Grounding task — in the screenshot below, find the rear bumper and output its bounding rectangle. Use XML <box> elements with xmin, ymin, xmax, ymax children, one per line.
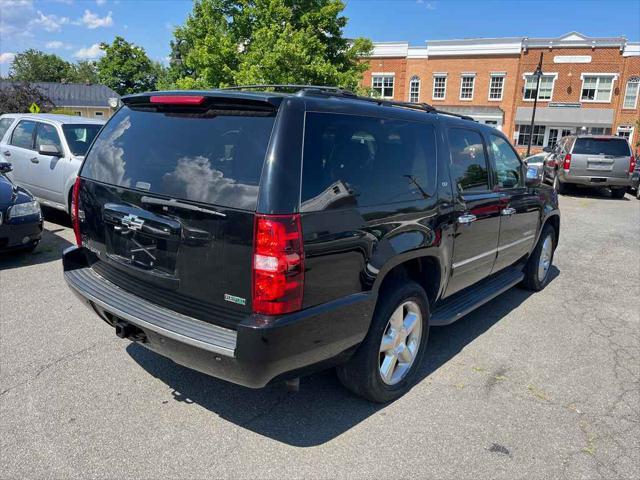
<box><xmin>63</xmin><ymin>246</ymin><xmax>375</xmax><ymax>388</ymax></box>
<box><xmin>559</xmin><ymin>171</ymin><xmax>631</xmax><ymax>187</ymax></box>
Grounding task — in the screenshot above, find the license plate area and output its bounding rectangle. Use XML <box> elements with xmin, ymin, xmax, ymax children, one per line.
<box><xmin>587</xmin><ymin>156</ymin><xmax>613</xmax><ymax>171</ymax></box>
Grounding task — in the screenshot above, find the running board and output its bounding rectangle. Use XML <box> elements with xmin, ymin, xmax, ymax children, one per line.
<box><xmin>431</xmin><ymin>267</ymin><xmax>524</xmax><ymax>326</ymax></box>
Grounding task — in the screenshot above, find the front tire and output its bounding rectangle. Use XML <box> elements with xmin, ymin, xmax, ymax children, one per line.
<box><xmin>337</xmin><ymin>281</ymin><xmax>429</xmax><ymax>403</ymax></box>
<box><xmin>522</xmin><ymin>224</ymin><xmax>556</xmax><ymax>291</ymax></box>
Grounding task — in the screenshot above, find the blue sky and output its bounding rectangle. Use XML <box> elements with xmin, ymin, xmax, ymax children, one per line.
<box><xmin>1</xmin><ymin>0</ymin><xmax>639</xmax><ymax>76</ymax></box>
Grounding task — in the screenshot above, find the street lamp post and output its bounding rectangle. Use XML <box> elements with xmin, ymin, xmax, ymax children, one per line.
<box><xmin>526</xmin><ymin>52</ymin><xmax>544</xmax><ymax>158</ymax></box>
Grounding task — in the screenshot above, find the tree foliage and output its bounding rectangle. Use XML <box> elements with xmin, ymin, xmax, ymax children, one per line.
<box><xmin>68</xmin><ymin>61</ymin><xmax>99</xmax><ymax>84</ymax></box>
<box><xmin>97</xmin><ymin>36</ymin><xmax>159</xmax><ymax>95</ymax></box>
<box><xmin>0</xmin><ymin>82</ymin><xmax>55</xmax><ymax>115</ymax></box>
<box><xmin>8</xmin><ymin>49</ymin><xmax>74</xmax><ymax>83</ymax></box>
<box><xmin>168</xmin><ymin>0</ymin><xmax>372</xmax><ymax>90</ymax></box>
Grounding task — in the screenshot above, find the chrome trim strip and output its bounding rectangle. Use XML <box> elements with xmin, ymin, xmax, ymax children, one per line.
<box><xmin>452</xmin><ymin>235</ymin><xmax>535</xmax><ymax>269</ymax></box>
<box><xmin>497</xmin><ymin>235</ymin><xmax>535</xmax><ymax>252</ymax></box>
<box><xmin>452</xmin><ymin>248</ymin><xmax>497</xmax><ymax>269</ymax></box>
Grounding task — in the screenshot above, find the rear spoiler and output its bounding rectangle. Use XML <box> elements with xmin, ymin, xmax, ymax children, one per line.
<box><xmin>121</xmin><ymin>91</ymin><xmax>282</xmax><ymax>113</ymax></box>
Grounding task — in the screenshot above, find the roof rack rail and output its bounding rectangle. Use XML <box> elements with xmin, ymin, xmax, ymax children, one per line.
<box><xmin>220</xmin><ymin>84</ymin><xmax>475</xmax><ymax>121</ymax></box>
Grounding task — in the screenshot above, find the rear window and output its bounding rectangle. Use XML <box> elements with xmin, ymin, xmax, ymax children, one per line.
<box><xmin>572</xmin><ymin>137</ymin><xmax>631</xmax><ymax>157</ymax></box>
<box><xmin>62</xmin><ymin>124</ymin><xmax>102</xmax><ymax>156</ymax></box>
<box><xmin>301</xmin><ymin>112</ymin><xmax>436</xmax><ymax>211</ymax></box>
<box><xmin>81</xmin><ymin>106</ymin><xmax>275</xmax><ymax>210</ymax></box>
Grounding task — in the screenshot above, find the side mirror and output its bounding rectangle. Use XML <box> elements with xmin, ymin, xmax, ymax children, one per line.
<box><xmin>0</xmin><ymin>161</ymin><xmax>12</xmax><ymax>174</ymax></box>
<box><xmin>542</xmin><ymin>146</ymin><xmax>553</xmax><ymax>153</ymax></box>
<box><xmin>38</xmin><ymin>144</ymin><xmax>62</xmax><ymax>157</ymax></box>
<box><xmin>525</xmin><ymin>163</ymin><xmax>543</xmax><ymax>187</ymax></box>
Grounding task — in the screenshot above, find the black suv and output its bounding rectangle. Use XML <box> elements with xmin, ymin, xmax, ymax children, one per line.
<box><xmin>63</xmin><ymin>87</ymin><xmax>560</xmax><ymax>402</ymax></box>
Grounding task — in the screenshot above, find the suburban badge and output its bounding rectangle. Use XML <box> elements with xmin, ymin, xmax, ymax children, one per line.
<box><xmin>224</xmin><ymin>294</ymin><xmax>246</xmax><ymax>306</ymax></box>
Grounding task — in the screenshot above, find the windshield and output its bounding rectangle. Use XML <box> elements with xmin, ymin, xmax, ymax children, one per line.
<box><xmin>62</xmin><ymin>124</ymin><xmax>102</xmax><ymax>156</ymax></box>
<box><xmin>526</xmin><ymin>154</ymin><xmax>546</xmax><ymax>164</ymax></box>
<box><xmin>573</xmin><ymin>137</ymin><xmax>631</xmax><ymax>157</ymax></box>
<box><xmin>80</xmin><ymin>106</ymin><xmax>276</xmax><ymax>210</ymax></box>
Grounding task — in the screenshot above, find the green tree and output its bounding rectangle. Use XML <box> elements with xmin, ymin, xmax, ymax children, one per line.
<box><xmin>0</xmin><ymin>82</ymin><xmax>55</xmax><ymax>115</ymax></box>
<box><xmin>9</xmin><ymin>49</ymin><xmax>73</xmax><ymax>82</ymax></box>
<box><xmin>97</xmin><ymin>37</ymin><xmax>158</xmax><ymax>95</ymax></box>
<box><xmin>68</xmin><ymin>61</ymin><xmax>99</xmax><ymax>84</ymax></box>
<box><xmin>168</xmin><ymin>0</ymin><xmax>372</xmax><ymax>90</ymax></box>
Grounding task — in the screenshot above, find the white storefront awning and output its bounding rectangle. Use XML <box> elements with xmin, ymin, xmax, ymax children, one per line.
<box><xmin>515</xmin><ymin>106</ymin><xmax>614</xmax><ymax>127</ymax></box>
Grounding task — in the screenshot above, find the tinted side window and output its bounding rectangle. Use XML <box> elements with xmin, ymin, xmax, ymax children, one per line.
<box><xmin>10</xmin><ymin>120</ymin><xmax>36</xmax><ymax>150</ymax></box>
<box><xmin>490</xmin><ymin>134</ymin><xmax>523</xmax><ymax>188</ymax></box>
<box><xmin>35</xmin><ymin>123</ymin><xmax>63</xmax><ymax>152</ymax></box>
<box><xmin>448</xmin><ymin>128</ymin><xmax>489</xmax><ymax>192</ymax></box>
<box><xmin>0</xmin><ymin>118</ymin><xmax>15</xmax><ymax>140</ymax></box>
<box><xmin>301</xmin><ymin>113</ymin><xmax>437</xmax><ymax>211</ymax></box>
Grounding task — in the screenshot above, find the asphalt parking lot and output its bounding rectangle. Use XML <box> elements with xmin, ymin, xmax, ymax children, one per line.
<box><xmin>1</xmin><ymin>190</ymin><xmax>638</xmax><ymax>479</ymax></box>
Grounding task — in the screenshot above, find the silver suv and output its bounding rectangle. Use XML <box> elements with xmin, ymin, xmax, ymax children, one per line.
<box><xmin>0</xmin><ymin>114</ymin><xmax>104</xmax><ymax>214</ymax></box>
<box><xmin>544</xmin><ymin>135</ymin><xmax>634</xmax><ymax>198</ymax></box>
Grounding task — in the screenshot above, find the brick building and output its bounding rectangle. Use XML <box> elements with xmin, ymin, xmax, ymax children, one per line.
<box><xmin>361</xmin><ymin>32</ymin><xmax>640</xmax><ymax>155</ymax></box>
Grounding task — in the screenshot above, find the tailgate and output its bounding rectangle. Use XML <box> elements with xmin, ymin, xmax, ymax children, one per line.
<box><xmin>571</xmin><ymin>137</ymin><xmax>632</xmax><ymax>178</ymax></box>
<box><xmin>77</xmin><ymin>98</ymin><xmax>278</xmax><ymax>327</ymax></box>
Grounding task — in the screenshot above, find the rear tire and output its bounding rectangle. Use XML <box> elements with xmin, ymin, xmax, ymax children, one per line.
<box><xmin>610</xmin><ymin>187</ymin><xmax>626</xmax><ymax>199</ymax></box>
<box><xmin>522</xmin><ymin>224</ymin><xmax>556</xmax><ymax>291</ymax></box>
<box><xmin>553</xmin><ymin>173</ymin><xmax>567</xmax><ymax>194</ymax></box>
<box><xmin>336</xmin><ymin>280</ymin><xmax>429</xmax><ymax>403</ymax></box>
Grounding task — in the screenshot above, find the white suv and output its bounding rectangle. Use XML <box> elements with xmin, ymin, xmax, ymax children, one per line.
<box><xmin>0</xmin><ymin>113</ymin><xmax>104</xmax><ymax>214</ymax></box>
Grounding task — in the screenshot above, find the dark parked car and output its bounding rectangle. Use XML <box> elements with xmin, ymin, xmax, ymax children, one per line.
<box><xmin>0</xmin><ymin>161</ymin><xmax>43</xmax><ymax>253</ymax></box>
<box><xmin>63</xmin><ymin>87</ymin><xmax>560</xmax><ymax>402</ymax></box>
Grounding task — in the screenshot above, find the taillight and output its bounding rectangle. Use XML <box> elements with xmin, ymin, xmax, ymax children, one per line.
<box><xmin>252</xmin><ymin>214</ymin><xmax>304</xmax><ymax>315</ymax></box>
<box><xmin>630</xmin><ymin>155</ymin><xmax>636</xmax><ymax>174</ymax></box>
<box><xmin>71</xmin><ymin>176</ymin><xmax>82</xmax><ymax>246</ymax></box>
<box><xmin>563</xmin><ymin>153</ymin><xmax>572</xmax><ymax>171</ymax></box>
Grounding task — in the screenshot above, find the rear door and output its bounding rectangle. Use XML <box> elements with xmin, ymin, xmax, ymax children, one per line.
<box><xmin>32</xmin><ymin>121</ymin><xmax>67</xmax><ymax>205</ymax></box>
<box><xmin>79</xmin><ymin>97</ymin><xmax>278</xmax><ymax>327</ymax></box>
<box><xmin>487</xmin><ymin>133</ymin><xmax>539</xmax><ymax>273</ymax></box>
<box><xmin>570</xmin><ymin>137</ymin><xmax>632</xmax><ymax>178</ymax></box>
<box><xmin>445</xmin><ymin>127</ymin><xmax>501</xmax><ymax>296</ymax></box>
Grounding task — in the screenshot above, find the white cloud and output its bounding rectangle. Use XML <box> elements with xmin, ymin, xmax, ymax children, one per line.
<box><xmin>32</xmin><ymin>10</ymin><xmax>70</xmax><ymax>32</ymax></box>
<box><xmin>0</xmin><ymin>0</ymin><xmax>34</xmax><ymax>36</ymax></box>
<box><xmin>426</xmin><ymin>2</ymin><xmax>436</xmax><ymax>9</ymax></box>
<box><xmin>96</xmin><ymin>0</ymin><xmax>107</xmax><ymax>5</ymax></box>
<box><xmin>0</xmin><ymin>52</ymin><xmax>16</xmax><ymax>64</ymax></box>
<box><xmin>74</xmin><ymin>44</ymin><xmax>104</xmax><ymax>59</ymax></box>
<box><xmin>81</xmin><ymin>9</ymin><xmax>113</xmax><ymax>29</ymax></box>
<box><xmin>45</xmin><ymin>40</ymin><xmax>72</xmax><ymax>50</ymax></box>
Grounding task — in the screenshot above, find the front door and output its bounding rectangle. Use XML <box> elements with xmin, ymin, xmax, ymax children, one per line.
<box><xmin>445</xmin><ymin>127</ymin><xmax>502</xmax><ymax>296</ymax></box>
<box><xmin>487</xmin><ymin>134</ymin><xmax>540</xmax><ymax>273</ymax></box>
<box><xmin>3</xmin><ymin>119</ymin><xmax>37</xmax><ymax>191</ymax></box>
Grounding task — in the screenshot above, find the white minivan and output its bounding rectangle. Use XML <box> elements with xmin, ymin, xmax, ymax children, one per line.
<box><xmin>0</xmin><ymin>113</ymin><xmax>104</xmax><ymax>214</ymax></box>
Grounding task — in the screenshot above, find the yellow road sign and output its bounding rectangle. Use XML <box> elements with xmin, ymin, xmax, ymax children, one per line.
<box><xmin>29</xmin><ymin>103</ymin><xmax>40</xmax><ymax>114</ymax></box>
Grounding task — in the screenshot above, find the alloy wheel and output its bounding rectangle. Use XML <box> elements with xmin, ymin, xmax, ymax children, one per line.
<box><xmin>379</xmin><ymin>300</ymin><xmax>422</xmax><ymax>385</ymax></box>
<box><xmin>537</xmin><ymin>234</ymin><xmax>553</xmax><ymax>283</ymax></box>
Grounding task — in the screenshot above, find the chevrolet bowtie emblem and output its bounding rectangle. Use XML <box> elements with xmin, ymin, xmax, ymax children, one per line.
<box><xmin>121</xmin><ymin>214</ymin><xmax>144</xmax><ymax>231</ymax></box>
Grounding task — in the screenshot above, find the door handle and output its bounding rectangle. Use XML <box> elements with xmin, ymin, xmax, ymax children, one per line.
<box><xmin>30</xmin><ymin>157</ymin><xmax>39</xmax><ymax>164</ymax></box>
<box><xmin>501</xmin><ymin>207</ymin><xmax>516</xmax><ymax>216</ymax></box>
<box><xmin>2</xmin><ymin>151</ymin><xmax>10</xmax><ymax>157</ymax></box>
<box><xmin>458</xmin><ymin>214</ymin><xmax>477</xmax><ymax>224</ymax></box>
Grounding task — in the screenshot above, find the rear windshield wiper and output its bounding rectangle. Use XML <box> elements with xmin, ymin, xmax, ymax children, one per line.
<box><xmin>141</xmin><ymin>196</ymin><xmax>227</xmax><ymax>217</ymax></box>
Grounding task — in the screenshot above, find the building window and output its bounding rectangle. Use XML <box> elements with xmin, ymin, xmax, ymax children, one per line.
<box><xmin>523</xmin><ymin>74</ymin><xmax>556</xmax><ymax>101</ymax></box>
<box><xmin>516</xmin><ymin>124</ymin><xmax>545</xmax><ymax>147</ymax></box>
<box><xmin>94</xmin><ymin>111</ymin><xmax>104</xmax><ymax>117</ymax></box>
<box><xmin>432</xmin><ymin>75</ymin><xmax>447</xmax><ymax>100</ymax></box>
<box><xmin>488</xmin><ymin>74</ymin><xmax>505</xmax><ymax>101</ymax></box>
<box><xmin>617</xmin><ymin>125</ymin><xmax>634</xmax><ymax>140</ymax></box>
<box><xmin>580</xmin><ymin>75</ymin><xmax>615</xmax><ymax>102</ymax></box>
<box><xmin>74</xmin><ymin>112</ymin><xmax>82</xmax><ymax>116</ymax></box>
<box><xmin>372</xmin><ymin>74</ymin><xmax>394</xmax><ymax>99</ymax></box>
<box><xmin>409</xmin><ymin>76</ymin><xmax>420</xmax><ymax>103</ymax></box>
<box><xmin>460</xmin><ymin>75</ymin><xmax>475</xmax><ymax>100</ymax></box>
<box><xmin>623</xmin><ymin>77</ymin><xmax>639</xmax><ymax>109</ymax></box>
